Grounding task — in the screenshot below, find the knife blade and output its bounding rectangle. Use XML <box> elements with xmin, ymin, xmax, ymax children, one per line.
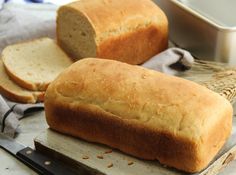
<box><xmin>0</xmin><ymin>133</ymin><xmax>82</xmax><ymax>175</ymax></box>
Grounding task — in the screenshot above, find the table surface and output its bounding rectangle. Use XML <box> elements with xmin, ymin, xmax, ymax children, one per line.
<box><xmin>0</xmin><ymin>111</ymin><xmax>236</xmax><ymax>175</ymax></box>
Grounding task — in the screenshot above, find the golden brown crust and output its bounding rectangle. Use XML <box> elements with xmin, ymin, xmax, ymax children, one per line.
<box><xmin>97</xmin><ymin>25</ymin><xmax>168</xmax><ymax>65</ymax></box>
<box><xmin>45</xmin><ymin>58</ymin><xmax>232</xmax><ymax>173</ymax></box>
<box><xmin>46</xmin><ymin>101</ymin><xmax>199</xmax><ymax>172</ymax></box>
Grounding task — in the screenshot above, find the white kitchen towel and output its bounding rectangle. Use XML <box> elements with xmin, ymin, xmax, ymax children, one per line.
<box><xmin>142</xmin><ymin>47</ymin><xmax>194</xmax><ymax>75</ymax></box>
<box><xmin>0</xmin><ymin>95</ymin><xmax>44</xmax><ymax>137</ymax></box>
<box><xmin>0</xmin><ymin>0</ymin><xmax>3</xmax><ymax>9</ymax></box>
<box><xmin>0</xmin><ymin>95</ymin><xmax>19</xmax><ymax>137</ymax></box>
<box><xmin>0</xmin><ymin>2</ymin><xmax>57</xmax><ymax>53</ymax></box>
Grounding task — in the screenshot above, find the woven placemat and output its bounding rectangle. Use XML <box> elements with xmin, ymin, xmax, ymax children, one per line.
<box><xmin>180</xmin><ymin>60</ymin><xmax>236</xmax><ymax>103</ymax></box>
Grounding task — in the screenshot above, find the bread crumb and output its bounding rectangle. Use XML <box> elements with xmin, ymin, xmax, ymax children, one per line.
<box><xmin>128</xmin><ymin>161</ymin><xmax>134</xmax><ymax>166</ymax></box>
<box><xmin>97</xmin><ymin>155</ymin><xmax>104</xmax><ymax>159</ymax></box>
<box><xmin>82</xmin><ymin>155</ymin><xmax>89</xmax><ymax>160</ymax></box>
<box><xmin>107</xmin><ymin>163</ymin><xmax>113</xmax><ymax>168</ymax></box>
<box><xmin>104</xmin><ymin>149</ymin><xmax>113</xmax><ymax>154</ymax></box>
<box><xmin>162</xmin><ymin>164</ymin><xmax>168</xmax><ymax>168</ymax></box>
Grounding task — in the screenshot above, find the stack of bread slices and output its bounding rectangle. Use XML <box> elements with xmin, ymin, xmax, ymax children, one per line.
<box><xmin>0</xmin><ymin>37</ymin><xmax>73</xmax><ymax>103</ymax></box>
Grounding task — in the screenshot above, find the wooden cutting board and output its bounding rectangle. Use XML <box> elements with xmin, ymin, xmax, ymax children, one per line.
<box><xmin>34</xmin><ymin>60</ymin><xmax>236</xmax><ymax>175</ymax></box>
<box><xmin>34</xmin><ymin>129</ymin><xmax>236</xmax><ymax>175</ymax></box>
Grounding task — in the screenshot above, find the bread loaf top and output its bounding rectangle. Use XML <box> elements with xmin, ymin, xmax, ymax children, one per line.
<box><xmin>48</xmin><ymin>58</ymin><xmax>232</xmax><ymax>140</ymax></box>
<box><xmin>58</xmin><ymin>0</ymin><xmax>167</xmax><ymax>44</ymax></box>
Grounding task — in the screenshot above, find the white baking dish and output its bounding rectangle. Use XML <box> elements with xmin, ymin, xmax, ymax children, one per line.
<box><xmin>153</xmin><ymin>0</ymin><xmax>236</xmax><ymax>65</ymax></box>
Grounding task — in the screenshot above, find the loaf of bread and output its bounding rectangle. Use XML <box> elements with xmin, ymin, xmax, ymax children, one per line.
<box><xmin>2</xmin><ymin>38</ymin><xmax>73</xmax><ymax>91</ymax></box>
<box><xmin>0</xmin><ymin>59</ymin><xmax>44</xmax><ymax>103</ymax></box>
<box><xmin>45</xmin><ymin>58</ymin><xmax>232</xmax><ymax>173</ymax></box>
<box><xmin>57</xmin><ymin>0</ymin><xmax>168</xmax><ymax>64</ymax></box>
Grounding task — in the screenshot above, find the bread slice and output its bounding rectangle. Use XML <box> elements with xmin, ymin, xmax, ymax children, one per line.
<box><xmin>2</xmin><ymin>38</ymin><xmax>73</xmax><ymax>91</ymax></box>
<box><xmin>0</xmin><ymin>59</ymin><xmax>44</xmax><ymax>103</ymax></box>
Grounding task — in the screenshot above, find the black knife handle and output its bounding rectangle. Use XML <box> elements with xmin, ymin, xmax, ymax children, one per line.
<box><xmin>16</xmin><ymin>147</ymin><xmax>77</xmax><ymax>175</ymax></box>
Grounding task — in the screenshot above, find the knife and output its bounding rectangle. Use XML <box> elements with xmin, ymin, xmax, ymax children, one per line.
<box><xmin>0</xmin><ymin>133</ymin><xmax>82</xmax><ymax>175</ymax></box>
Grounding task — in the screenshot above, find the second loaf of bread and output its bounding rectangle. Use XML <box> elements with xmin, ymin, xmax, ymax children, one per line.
<box><xmin>45</xmin><ymin>58</ymin><xmax>232</xmax><ymax>173</ymax></box>
<box><xmin>57</xmin><ymin>0</ymin><xmax>168</xmax><ymax>64</ymax></box>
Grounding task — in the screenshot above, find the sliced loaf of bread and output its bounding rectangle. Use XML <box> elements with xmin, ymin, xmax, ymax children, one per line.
<box><xmin>57</xmin><ymin>0</ymin><xmax>168</xmax><ymax>64</ymax></box>
<box><xmin>2</xmin><ymin>38</ymin><xmax>73</xmax><ymax>91</ymax></box>
<box><xmin>0</xmin><ymin>59</ymin><xmax>44</xmax><ymax>103</ymax></box>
